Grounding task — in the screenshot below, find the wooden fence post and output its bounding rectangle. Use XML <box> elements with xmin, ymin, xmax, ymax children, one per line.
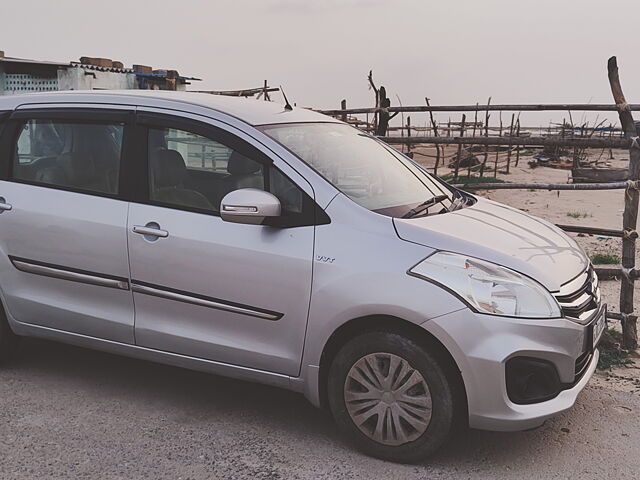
<box><xmin>406</xmin><ymin>116</ymin><xmax>412</xmax><ymax>156</ymax></box>
<box><xmin>609</xmin><ymin>124</ymin><xmax>615</xmax><ymax>160</ymax></box>
<box><xmin>481</xmin><ymin>98</ymin><xmax>491</xmax><ymax>177</ymax></box>
<box><xmin>469</xmin><ymin>104</ymin><xmax>479</xmax><ymax>178</ymax></box>
<box><xmin>506</xmin><ymin>113</ymin><xmax>515</xmax><ymax>174</ymax></box>
<box><xmin>494</xmin><ymin>112</ymin><xmax>502</xmax><ymax>177</ymax></box>
<box><xmin>515</xmin><ymin>117</ymin><xmax>521</xmax><ymax>166</ymax></box>
<box><xmin>341</xmin><ymin>99</ymin><xmax>347</xmax><ymax>122</ymax></box>
<box><xmin>608</xmin><ymin>56</ymin><xmax>639</xmax><ymax>349</ymax></box>
<box><xmin>453</xmin><ymin>114</ymin><xmax>466</xmax><ymax>182</ymax></box>
<box><xmin>425</xmin><ymin>97</ymin><xmax>441</xmax><ymax>176</ymax></box>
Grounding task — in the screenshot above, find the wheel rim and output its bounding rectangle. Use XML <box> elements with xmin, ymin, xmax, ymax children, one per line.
<box><xmin>344</xmin><ymin>352</ymin><xmax>432</xmax><ymax>446</ymax></box>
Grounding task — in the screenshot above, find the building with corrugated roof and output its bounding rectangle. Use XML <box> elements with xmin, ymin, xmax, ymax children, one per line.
<box><xmin>0</xmin><ymin>50</ymin><xmax>200</xmax><ymax>95</ymax></box>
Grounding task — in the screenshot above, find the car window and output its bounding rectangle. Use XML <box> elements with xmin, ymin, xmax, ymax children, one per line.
<box><xmin>147</xmin><ymin>126</ymin><xmax>303</xmax><ymax>215</ymax></box>
<box><xmin>270</xmin><ymin>167</ymin><xmax>303</xmax><ymax>214</ymax></box>
<box><xmin>161</xmin><ymin>127</ymin><xmax>234</xmax><ymax>173</ymax></box>
<box><xmin>12</xmin><ymin>120</ymin><xmax>124</xmax><ymax>195</ymax></box>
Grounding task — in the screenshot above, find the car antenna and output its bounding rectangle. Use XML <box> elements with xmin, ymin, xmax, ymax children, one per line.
<box><xmin>280</xmin><ymin>85</ymin><xmax>293</xmax><ymax>111</ymax></box>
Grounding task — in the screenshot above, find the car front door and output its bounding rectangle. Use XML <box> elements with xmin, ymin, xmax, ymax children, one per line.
<box><xmin>0</xmin><ymin>107</ymin><xmax>135</xmax><ymax>344</ymax></box>
<box><xmin>127</xmin><ymin>111</ymin><xmax>317</xmax><ymax>376</ymax></box>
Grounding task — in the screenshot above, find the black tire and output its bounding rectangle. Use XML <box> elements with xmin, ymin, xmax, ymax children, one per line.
<box><xmin>327</xmin><ymin>330</ymin><xmax>462</xmax><ymax>463</ymax></box>
<box><xmin>0</xmin><ymin>304</ymin><xmax>19</xmax><ymax>363</ymax></box>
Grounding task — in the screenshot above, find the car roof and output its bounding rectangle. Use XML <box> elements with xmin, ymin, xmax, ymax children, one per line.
<box><xmin>0</xmin><ymin>90</ymin><xmax>337</xmax><ymax>127</ymax></box>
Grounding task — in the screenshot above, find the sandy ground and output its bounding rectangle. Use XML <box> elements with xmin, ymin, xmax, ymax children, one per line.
<box><xmin>1</xmin><ymin>147</ymin><xmax>640</xmax><ymax>478</ymax></box>
<box><xmin>0</xmin><ymin>339</ymin><xmax>639</xmax><ymax>480</ymax></box>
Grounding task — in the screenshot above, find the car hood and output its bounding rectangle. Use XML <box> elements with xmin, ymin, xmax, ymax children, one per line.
<box><xmin>393</xmin><ymin>197</ymin><xmax>588</xmax><ymax>292</ymax></box>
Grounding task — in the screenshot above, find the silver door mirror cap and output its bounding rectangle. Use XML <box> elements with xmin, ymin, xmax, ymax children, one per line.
<box><xmin>220</xmin><ymin>188</ymin><xmax>282</xmax><ymax>225</ymax></box>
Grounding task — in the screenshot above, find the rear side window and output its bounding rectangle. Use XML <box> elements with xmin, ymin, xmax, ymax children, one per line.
<box><xmin>12</xmin><ymin>119</ymin><xmax>124</xmax><ymax>195</ymax></box>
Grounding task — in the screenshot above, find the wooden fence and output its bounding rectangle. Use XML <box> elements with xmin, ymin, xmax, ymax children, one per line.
<box><xmin>319</xmin><ymin>57</ymin><xmax>640</xmax><ymax>350</ymax></box>
<box><xmin>321</xmin><ymin>107</ymin><xmax>624</xmax><ymax>180</ymax></box>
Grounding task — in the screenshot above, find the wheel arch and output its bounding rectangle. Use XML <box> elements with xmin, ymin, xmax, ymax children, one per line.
<box><xmin>0</xmin><ymin>283</ymin><xmax>20</xmax><ymax>361</ymax></box>
<box><xmin>317</xmin><ymin>314</ymin><xmax>468</xmax><ymax>420</ymax></box>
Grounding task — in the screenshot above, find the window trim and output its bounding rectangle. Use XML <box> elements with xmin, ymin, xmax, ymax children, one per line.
<box><xmin>0</xmin><ymin>111</ymin><xmax>9</xmax><ymax>127</ymax></box>
<box><xmin>135</xmin><ymin>112</ymin><xmax>328</xmax><ymax>228</ymax></box>
<box><xmin>1</xmin><ymin>108</ymin><xmax>135</xmax><ymax>201</ymax></box>
<box><xmin>10</xmin><ymin>108</ymin><xmax>131</xmax><ymax>123</ymax></box>
<box><xmin>0</xmin><ymin>111</ymin><xmax>13</xmax><ymax>180</ymax></box>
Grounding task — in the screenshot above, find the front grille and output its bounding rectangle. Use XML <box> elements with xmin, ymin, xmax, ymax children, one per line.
<box><xmin>554</xmin><ymin>266</ymin><xmax>602</xmax><ymax>384</ymax></box>
<box><xmin>554</xmin><ymin>266</ymin><xmax>601</xmax><ymax>324</ymax></box>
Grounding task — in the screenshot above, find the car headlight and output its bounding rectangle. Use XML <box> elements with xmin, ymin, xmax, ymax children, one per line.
<box><xmin>409</xmin><ymin>251</ymin><xmax>561</xmax><ymax>318</ymax></box>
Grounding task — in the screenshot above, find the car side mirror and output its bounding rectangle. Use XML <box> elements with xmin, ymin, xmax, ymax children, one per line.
<box><xmin>220</xmin><ymin>188</ymin><xmax>281</xmax><ymax>225</ymax></box>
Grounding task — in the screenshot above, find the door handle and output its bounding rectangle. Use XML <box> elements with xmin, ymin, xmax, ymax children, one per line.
<box><xmin>133</xmin><ymin>225</ymin><xmax>169</xmax><ymax>238</ymax></box>
<box><xmin>0</xmin><ymin>197</ymin><xmax>12</xmax><ymax>212</ymax></box>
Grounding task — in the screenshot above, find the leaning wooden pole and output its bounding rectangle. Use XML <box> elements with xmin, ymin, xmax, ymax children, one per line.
<box><xmin>379</xmin><ymin>135</ymin><xmax>629</xmax><ymax>148</ymax></box>
<box><xmin>608</xmin><ymin>56</ymin><xmax>639</xmax><ymax>349</ymax></box>
<box><xmin>318</xmin><ymin>103</ymin><xmax>640</xmax><ymax>116</ymax></box>
<box><xmin>425</xmin><ymin>98</ymin><xmax>441</xmax><ymax>176</ymax></box>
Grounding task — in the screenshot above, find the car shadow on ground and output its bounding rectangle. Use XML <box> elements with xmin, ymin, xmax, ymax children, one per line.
<box><xmin>5</xmin><ymin>338</ymin><xmax>588</xmax><ymax>469</ymax></box>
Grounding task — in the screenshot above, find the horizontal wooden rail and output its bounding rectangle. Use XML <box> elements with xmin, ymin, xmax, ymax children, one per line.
<box><xmin>556</xmin><ymin>224</ymin><xmax>624</xmax><ymax>237</ymax></box>
<box><xmin>451</xmin><ymin>181</ymin><xmax>633</xmax><ymax>191</ymax></box>
<box><xmin>607</xmin><ymin>311</ymin><xmax>638</xmax><ymax>322</ymax></box>
<box><xmin>380</xmin><ymin>135</ymin><xmax>630</xmax><ymax>148</ymax></box>
<box><xmin>319</xmin><ymin>103</ymin><xmax>640</xmax><ymax>116</ymax></box>
<box><xmin>594</xmin><ymin>266</ymin><xmax>640</xmax><ymax>279</ymax></box>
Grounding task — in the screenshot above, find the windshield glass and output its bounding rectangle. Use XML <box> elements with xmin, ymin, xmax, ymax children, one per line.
<box><xmin>259</xmin><ymin>122</ymin><xmax>454</xmax><ymax>217</ymax></box>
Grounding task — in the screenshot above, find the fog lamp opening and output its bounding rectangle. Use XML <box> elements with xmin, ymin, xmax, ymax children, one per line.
<box><xmin>506</xmin><ymin>357</ymin><xmax>562</xmax><ymax>405</ymax></box>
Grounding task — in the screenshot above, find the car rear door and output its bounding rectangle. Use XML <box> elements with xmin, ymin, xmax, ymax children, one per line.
<box><xmin>0</xmin><ymin>106</ymin><xmax>135</xmax><ymax>343</ymax></box>
<box><xmin>126</xmin><ymin>110</ymin><xmax>317</xmax><ymax>376</ymax></box>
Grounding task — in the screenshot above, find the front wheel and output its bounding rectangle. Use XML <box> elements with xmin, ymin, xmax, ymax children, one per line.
<box><xmin>327</xmin><ymin>331</ymin><xmax>462</xmax><ymax>463</ymax></box>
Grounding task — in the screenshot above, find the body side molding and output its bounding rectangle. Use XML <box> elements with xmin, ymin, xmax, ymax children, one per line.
<box><xmin>9</xmin><ymin>256</ymin><xmax>130</xmax><ymax>290</ymax></box>
<box><xmin>131</xmin><ymin>280</ymin><xmax>283</xmax><ymax>321</ymax></box>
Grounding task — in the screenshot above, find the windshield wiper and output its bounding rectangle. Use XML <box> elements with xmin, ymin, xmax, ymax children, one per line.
<box><xmin>448</xmin><ymin>192</ymin><xmax>467</xmax><ymax>212</ymax></box>
<box><xmin>401</xmin><ymin>195</ymin><xmax>449</xmax><ymax>219</ymax></box>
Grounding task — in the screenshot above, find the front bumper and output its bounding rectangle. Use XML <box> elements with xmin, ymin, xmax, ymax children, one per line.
<box><xmin>422</xmin><ymin>307</ymin><xmax>599</xmax><ymax>431</ymax></box>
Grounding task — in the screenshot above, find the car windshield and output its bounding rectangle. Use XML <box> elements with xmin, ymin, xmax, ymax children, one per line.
<box><xmin>258</xmin><ymin>122</ymin><xmax>454</xmax><ymax>217</ymax></box>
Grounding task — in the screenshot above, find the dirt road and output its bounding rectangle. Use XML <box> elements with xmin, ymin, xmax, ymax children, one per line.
<box><xmin>0</xmin><ymin>339</ymin><xmax>638</xmax><ymax>479</ymax></box>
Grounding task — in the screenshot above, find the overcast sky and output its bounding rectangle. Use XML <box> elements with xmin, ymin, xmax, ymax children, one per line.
<box><xmin>3</xmin><ymin>0</ymin><xmax>640</xmax><ymax>125</ymax></box>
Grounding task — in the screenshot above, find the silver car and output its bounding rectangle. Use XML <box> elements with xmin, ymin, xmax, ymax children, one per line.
<box><xmin>0</xmin><ymin>91</ymin><xmax>605</xmax><ymax>462</ymax></box>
